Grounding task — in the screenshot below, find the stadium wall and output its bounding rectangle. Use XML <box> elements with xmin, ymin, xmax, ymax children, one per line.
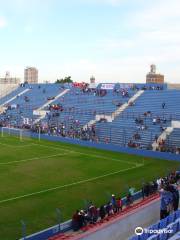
<box><xmin>30</xmin><ymin>132</ymin><xmax>180</xmax><ymax>161</ymax></box>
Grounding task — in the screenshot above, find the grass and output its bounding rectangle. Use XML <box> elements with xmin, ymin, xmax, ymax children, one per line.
<box><xmin>0</xmin><ymin>134</ymin><xmax>179</xmax><ymax>240</ymax></box>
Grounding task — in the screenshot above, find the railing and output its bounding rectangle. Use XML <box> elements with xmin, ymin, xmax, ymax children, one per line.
<box><xmin>19</xmin><ymin>190</ymin><xmax>154</xmax><ymax>240</ymax></box>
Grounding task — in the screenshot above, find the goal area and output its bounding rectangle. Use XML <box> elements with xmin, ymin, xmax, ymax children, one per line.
<box><xmin>1</xmin><ymin>127</ymin><xmax>26</xmax><ymax>141</ymax></box>
<box><xmin>1</xmin><ymin>127</ymin><xmax>41</xmax><ymax>141</ymax></box>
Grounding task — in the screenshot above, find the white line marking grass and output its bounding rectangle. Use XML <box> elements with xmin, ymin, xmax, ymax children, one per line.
<box><xmin>0</xmin><ymin>140</ymin><xmax>140</xmax><ymax>166</ymax></box>
<box><xmin>0</xmin><ymin>164</ymin><xmax>144</xmax><ymax>204</ymax></box>
<box><xmin>0</xmin><ymin>152</ymin><xmax>70</xmax><ymax>165</ymax></box>
<box><xmin>32</xmin><ymin>142</ymin><xmax>138</xmax><ymax>166</ymax></box>
<box><xmin>0</xmin><ymin>142</ymin><xmax>34</xmax><ymax>148</ymax></box>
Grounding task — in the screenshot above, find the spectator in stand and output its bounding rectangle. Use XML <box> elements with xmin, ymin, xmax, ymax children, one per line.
<box><xmin>153</xmin><ymin>118</ymin><xmax>157</xmax><ymax>125</ymax></box>
<box><xmin>78</xmin><ymin>210</ymin><xmax>86</xmax><ymax>228</ymax></box>
<box><xmin>128</xmin><ymin>101</ymin><xmax>135</xmax><ymax>106</ymax></box>
<box><xmin>106</xmin><ymin>202</ymin><xmax>114</xmax><ymax>216</ymax></box>
<box><xmin>160</xmin><ymin>186</ymin><xmax>174</xmax><ymax>219</ymax></box>
<box><xmin>142</xmin><ymin>183</ymin><xmax>145</xmax><ymax>199</ymax></box>
<box><xmin>173</xmin><ymin>185</ymin><xmax>179</xmax><ymax>211</ymax></box>
<box><xmin>167</xmin><ymin>184</ymin><xmax>179</xmax><ymax>212</ymax></box>
<box><xmin>88</xmin><ymin>205</ymin><xmax>98</xmax><ymax>224</ymax></box>
<box><xmin>72</xmin><ymin>210</ymin><xmax>81</xmax><ymax>231</ymax></box>
<box><xmin>162</xmin><ymin>117</ymin><xmax>167</xmax><ymax>124</ymax></box>
<box><xmin>160</xmin><ymin>190</ymin><xmax>170</xmax><ymax>219</ymax></box>
<box><xmin>157</xmin><ymin>177</ymin><xmax>163</xmax><ymax>189</ymax></box>
<box><xmin>116</xmin><ymin>197</ymin><xmax>123</xmax><ymax>212</ymax></box>
<box><xmin>99</xmin><ymin>205</ymin><xmax>106</xmax><ymax>220</ymax></box>
<box><xmin>160</xmin><ymin>125</ymin><xmax>166</xmax><ymax>131</ymax></box>
<box><xmin>104</xmin><ymin>137</ymin><xmax>110</xmax><ymax>144</ymax></box>
<box><xmin>129</xmin><ymin>187</ymin><xmax>135</xmax><ymax>202</ymax></box>
<box><xmin>144</xmin><ymin>182</ymin><xmax>151</xmax><ymax>197</ymax></box>
<box><xmin>155</xmin><ymin>134</ymin><xmax>158</xmax><ymax>143</ymax></box>
<box><xmin>162</xmin><ymin>102</ymin><xmax>166</xmax><ymax>109</ymax></box>
<box><xmin>133</xmin><ymin>132</ymin><xmax>141</xmax><ymax>140</ymax></box>
<box><xmin>111</xmin><ymin>194</ymin><xmax>117</xmax><ymax>213</ymax></box>
<box><xmin>126</xmin><ymin>192</ymin><xmax>133</xmax><ymax>206</ymax></box>
<box><xmin>152</xmin><ymin>180</ymin><xmax>158</xmax><ymax>193</ymax></box>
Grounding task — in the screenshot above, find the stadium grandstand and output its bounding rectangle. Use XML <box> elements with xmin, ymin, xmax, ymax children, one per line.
<box><xmin>0</xmin><ymin>82</ymin><xmax>180</xmax><ymax>154</ymax></box>
<box><xmin>0</xmin><ymin>81</ymin><xmax>180</xmax><ymax>240</ymax></box>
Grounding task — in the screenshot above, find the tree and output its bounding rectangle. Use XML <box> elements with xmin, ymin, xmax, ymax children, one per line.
<box><xmin>56</xmin><ymin>76</ymin><xmax>73</xmax><ymax>84</ymax></box>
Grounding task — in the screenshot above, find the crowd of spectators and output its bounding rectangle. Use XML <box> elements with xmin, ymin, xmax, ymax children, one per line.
<box><xmin>133</xmin><ymin>85</ymin><xmax>164</xmax><ymax>91</ymax></box>
<box><xmin>31</xmin><ymin>121</ymin><xmax>97</xmax><ymax>142</ymax></box>
<box><xmin>155</xmin><ymin>138</ymin><xmax>180</xmax><ymax>154</ymax></box>
<box><xmin>127</xmin><ymin>140</ymin><xmax>141</xmax><ymax>148</ymax></box>
<box><xmin>126</xmin><ymin>103</ymin><xmax>175</xmax><ymax>151</ymax></box>
<box><xmin>48</xmin><ymin>104</ymin><xmax>64</xmax><ymax>111</ymax></box>
<box><xmin>157</xmin><ymin>172</ymin><xmax>180</xmax><ymax>219</ymax></box>
<box><xmin>73</xmin><ymin>82</ymin><xmax>164</xmax><ymax>93</ymax></box>
<box><xmin>113</xmin><ymin>88</ymin><xmax>130</xmax><ymax>98</ymax></box>
<box><xmin>73</xmin><ymin>84</ymin><xmax>108</xmax><ymax>97</ymax></box>
<box><xmin>71</xmin><ymin>171</ymin><xmax>180</xmax><ymax>232</ymax></box>
<box><xmin>72</xmin><ymin>190</ymin><xmax>132</xmax><ymax>231</ymax></box>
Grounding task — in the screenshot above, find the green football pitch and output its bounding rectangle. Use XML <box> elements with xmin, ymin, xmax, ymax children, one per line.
<box><xmin>0</xmin><ymin>134</ymin><xmax>179</xmax><ymax>240</ymax></box>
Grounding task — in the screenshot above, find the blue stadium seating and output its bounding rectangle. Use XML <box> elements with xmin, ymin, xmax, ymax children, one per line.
<box><xmin>95</xmin><ymin>89</ymin><xmax>180</xmax><ymax>148</ymax></box>
<box><xmin>1</xmin><ymin>83</ymin><xmax>180</xmax><ymax>151</ymax></box>
<box><xmin>129</xmin><ymin>210</ymin><xmax>180</xmax><ymax>240</ymax></box>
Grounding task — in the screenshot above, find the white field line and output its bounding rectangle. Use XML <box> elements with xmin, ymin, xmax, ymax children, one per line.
<box><xmin>0</xmin><ymin>152</ymin><xmax>70</xmax><ymax>165</ymax></box>
<box><xmin>32</xmin><ymin>143</ymin><xmax>138</xmax><ymax>166</ymax></box>
<box><xmin>0</xmin><ymin>142</ymin><xmax>35</xmax><ymax>148</ymax></box>
<box><xmin>0</xmin><ymin>164</ymin><xmax>144</xmax><ymax>204</ymax></box>
<box><xmin>0</xmin><ymin>141</ymin><xmax>137</xmax><ymax>166</ymax></box>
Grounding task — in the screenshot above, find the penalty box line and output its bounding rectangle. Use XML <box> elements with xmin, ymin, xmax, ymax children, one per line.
<box><xmin>0</xmin><ymin>152</ymin><xmax>73</xmax><ymax>165</ymax></box>
<box><xmin>0</xmin><ymin>140</ymin><xmax>143</xmax><ymax>167</ymax></box>
<box><xmin>0</xmin><ymin>142</ymin><xmax>35</xmax><ymax>148</ymax></box>
<box><xmin>0</xmin><ymin>141</ymin><xmax>137</xmax><ymax>166</ymax></box>
<box><xmin>0</xmin><ymin>134</ymin><xmax>141</xmax><ymax>166</ymax></box>
<box><xmin>32</xmin><ymin>142</ymin><xmax>138</xmax><ymax>166</ymax></box>
<box><xmin>0</xmin><ymin>164</ymin><xmax>144</xmax><ymax>204</ymax></box>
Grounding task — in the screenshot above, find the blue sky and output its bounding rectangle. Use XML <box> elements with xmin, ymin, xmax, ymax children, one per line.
<box><xmin>0</xmin><ymin>0</ymin><xmax>180</xmax><ymax>83</ymax></box>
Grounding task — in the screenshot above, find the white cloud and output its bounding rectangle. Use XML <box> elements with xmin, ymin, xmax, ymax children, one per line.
<box><xmin>129</xmin><ymin>0</ymin><xmax>180</xmax><ymax>30</ymax></box>
<box><xmin>0</xmin><ymin>17</ymin><xmax>7</xmax><ymax>28</ymax></box>
<box><xmin>95</xmin><ymin>0</ymin><xmax>124</xmax><ymax>5</ymax></box>
<box><xmin>98</xmin><ymin>38</ymin><xmax>135</xmax><ymax>50</ymax></box>
<box><xmin>1</xmin><ymin>0</ymin><xmax>180</xmax><ymax>83</ymax></box>
<box><xmin>75</xmin><ymin>0</ymin><xmax>125</xmax><ymax>6</ymax></box>
<box><xmin>139</xmin><ymin>30</ymin><xmax>180</xmax><ymax>44</ymax></box>
<box><xmin>88</xmin><ymin>0</ymin><xmax>180</xmax><ymax>83</ymax></box>
<box><xmin>24</xmin><ymin>25</ymin><xmax>34</xmax><ymax>33</ymax></box>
